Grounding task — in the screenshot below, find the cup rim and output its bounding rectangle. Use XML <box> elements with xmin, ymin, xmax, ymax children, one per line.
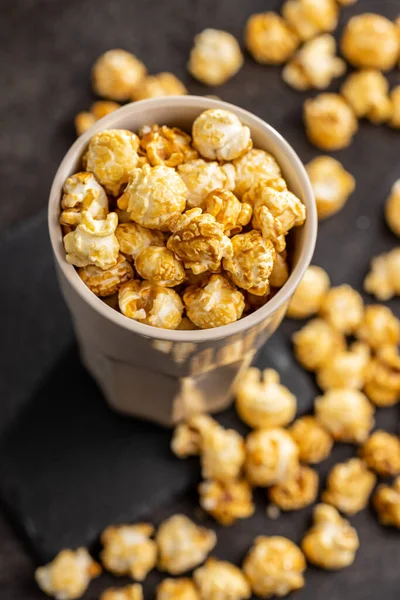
<box><xmin>49</xmin><ymin>96</ymin><xmax>317</xmax><ymax>342</ymax></box>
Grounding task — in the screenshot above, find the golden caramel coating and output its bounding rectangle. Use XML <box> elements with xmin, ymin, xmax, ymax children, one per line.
<box><xmin>364</xmin><ymin>248</ymin><xmax>400</xmax><ymax>301</ymax></box>
<box><xmin>319</xmin><ymin>284</ymin><xmax>364</xmax><ymax>335</ymax></box>
<box><xmin>293</xmin><ymin>318</ymin><xmax>346</xmax><ymax>371</ymax></box>
<box><xmin>360</xmin><ymin>430</ymin><xmax>400</xmax><ymax>477</ymax></box>
<box><xmin>385</xmin><ymin>179</ymin><xmax>400</xmax><ymax>237</ymax></box>
<box><xmin>245</xmin><ymin>428</ymin><xmax>299</xmax><ymax>486</ymax></box>
<box><xmin>35</xmin><ymin>548</ymin><xmax>101</xmax><ymax>600</ymax></box>
<box><xmin>140</xmin><ymin>125</ymin><xmax>197</xmax><ymax>168</ymax></box>
<box><xmin>199</xmin><ymin>422</ymin><xmax>246</xmax><ymax>482</ymax></box>
<box><xmin>389</xmin><ymin>87</ymin><xmax>400</xmax><ymax>129</ymax></box>
<box><xmin>75</xmin><ymin>112</ymin><xmax>96</xmax><ymax>137</ymax></box>
<box><xmin>132</xmin><ymin>72</ymin><xmax>187</xmax><ymax>101</ymax></box>
<box><xmin>373</xmin><ymin>477</ymin><xmax>400</xmax><ymax>528</ymax></box>
<box><xmin>78</xmin><ymin>254</ymin><xmax>133</xmax><ymax>297</ymax></box>
<box><xmin>156</xmin><ymin>514</ymin><xmax>217</xmax><ymax>575</ymax></box>
<box><xmin>341</xmin><ymin>70</ymin><xmax>392</xmax><ymax>124</ymax></box>
<box><xmin>135</xmin><ymin>246</ymin><xmax>185</xmax><ymax>287</ymax></box>
<box><xmin>194</xmin><ymin>558</ymin><xmax>251</xmax><ymax>600</ymax></box>
<box><xmin>177</xmin><ymin>159</ymin><xmax>235</xmax><ymax>209</ymax></box>
<box><xmin>306</xmin><ymin>156</ymin><xmax>355</xmax><ymax>221</ymax></box>
<box><xmin>188</xmin><ymin>29</ymin><xmax>244</xmax><ymax>86</ymax></box>
<box><xmin>364</xmin><ymin>345</ymin><xmax>400</xmax><ymax>407</ymax></box>
<box><xmin>233</xmin><ymin>149</ymin><xmax>282</xmax><ymax>199</ymax></box>
<box><xmin>316</xmin><ymin>342</ymin><xmax>370</xmax><ymax>391</ymax></box>
<box><xmin>282</xmin><ymin>0</ymin><xmax>339</xmax><ymax>42</ymax></box>
<box><xmin>356</xmin><ymin>305</ymin><xmax>400</xmax><ymax>350</ymax></box>
<box><xmin>60</xmin><ymin>172</ymin><xmax>109</xmax><ymax>227</ymax></box>
<box><xmin>287</xmin><ymin>265</ymin><xmax>330</xmax><ymax>319</ymax></box>
<box><xmin>205</xmin><ymin>189</ymin><xmax>252</xmax><ymax>236</ymax></box>
<box><xmin>156</xmin><ymin>578</ymin><xmax>200</xmax><ymax>600</ymax></box>
<box><xmin>86</xmin><ymin>129</ymin><xmax>140</xmax><ymax>196</ymax></box>
<box><xmin>101</xmin><ymin>524</ymin><xmax>157</xmax><ymax>581</ymax></box>
<box><xmin>322</xmin><ymin>458</ymin><xmax>376</xmax><ymax>515</ymax></box>
<box><xmin>315</xmin><ymin>388</ymin><xmax>375</xmax><ymax>444</ymax></box>
<box><xmin>269</xmin><ymin>251</ymin><xmax>289</xmax><ymax>288</ymax></box>
<box><xmin>198</xmin><ymin>479</ymin><xmax>255</xmax><ymax>526</ymax></box>
<box><xmin>301</xmin><ymin>504</ymin><xmax>359</xmax><ymax>569</ymax></box>
<box><xmin>235</xmin><ymin>367</ymin><xmax>296</xmax><ymax>429</ymax></box>
<box><xmin>119</xmin><ymin>280</ymin><xmax>183</xmax><ymax>329</ymax></box>
<box><xmin>100</xmin><ymin>584</ymin><xmax>143</xmax><ymax>600</ymax></box>
<box><xmin>116</xmin><ymin>222</ymin><xmax>165</xmax><ymax>260</ymax></box>
<box><xmin>92</xmin><ymin>49</ymin><xmax>146</xmax><ymax>101</ymax></box>
<box><xmin>63</xmin><ymin>211</ymin><xmax>119</xmax><ymax>270</ymax></box>
<box><xmin>304</xmin><ymin>93</ymin><xmax>358</xmax><ymax>151</ymax></box>
<box><xmin>192</xmin><ymin>109</ymin><xmax>251</xmax><ymax>162</ymax></box>
<box><xmin>223</xmin><ymin>231</ymin><xmax>276</xmax><ymax>296</ymax></box>
<box><xmin>341</xmin><ymin>14</ymin><xmax>400</xmax><ymax>71</ymax></box>
<box><xmin>288</xmin><ymin>416</ymin><xmax>333</xmax><ymax>464</ymax></box>
<box><xmin>75</xmin><ymin>101</ymin><xmax>121</xmax><ymax>137</ymax></box>
<box><xmin>171</xmin><ymin>414</ymin><xmax>220</xmax><ymax>458</ymax></box>
<box><xmin>245</xmin><ymin>12</ymin><xmax>299</xmax><ymax>65</ymax></box>
<box><xmin>243</xmin><ymin>536</ymin><xmax>306</xmax><ymax>598</ymax></box>
<box><xmin>269</xmin><ymin>465</ymin><xmax>319</xmax><ymax>511</ymax></box>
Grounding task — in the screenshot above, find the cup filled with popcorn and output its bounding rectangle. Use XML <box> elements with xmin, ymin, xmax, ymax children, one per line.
<box><xmin>49</xmin><ymin>97</ymin><xmax>316</xmax><ymax>425</ymax></box>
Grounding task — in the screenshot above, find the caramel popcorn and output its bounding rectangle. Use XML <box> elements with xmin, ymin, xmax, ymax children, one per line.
<box><xmin>373</xmin><ymin>477</ymin><xmax>400</xmax><ymax>528</ymax></box>
<box><xmin>194</xmin><ymin>558</ymin><xmax>251</xmax><ymax>600</ymax></box>
<box><xmin>101</xmin><ymin>523</ymin><xmax>157</xmax><ymax>580</ymax></box>
<box><xmin>156</xmin><ymin>578</ymin><xmax>200</xmax><ymax>600</ymax></box>
<box><xmin>319</xmin><ymin>284</ymin><xmax>363</xmax><ymax>335</ymax></box>
<box><xmin>305</xmin><ymin>156</ymin><xmax>355</xmax><ymax>221</ymax></box>
<box><xmin>192</xmin><ymin>109</ymin><xmax>251</xmax><ymax>162</ymax></box>
<box><xmin>270</xmin><ymin>251</ymin><xmax>289</xmax><ymax>288</ymax></box>
<box><xmin>177</xmin><ymin>159</ymin><xmax>235</xmax><ymax>209</ymax></box>
<box><xmin>269</xmin><ymin>465</ymin><xmax>319</xmax><ymax>511</ymax></box>
<box><xmin>282</xmin><ymin>0</ymin><xmax>339</xmax><ymax>42</ymax></box>
<box><xmin>389</xmin><ymin>86</ymin><xmax>400</xmax><ymax>129</ymax></box>
<box><xmin>245</xmin><ymin>428</ymin><xmax>299</xmax><ymax>486</ymax></box>
<box><xmin>322</xmin><ymin>458</ymin><xmax>376</xmax><ymax>515</ymax></box>
<box><xmin>364</xmin><ymin>248</ymin><xmax>400</xmax><ymax>301</ymax></box>
<box><xmin>245</xmin><ymin>12</ymin><xmax>299</xmax><ymax>65</ymax></box>
<box><xmin>315</xmin><ymin>388</ymin><xmax>375</xmax><ymax>443</ymax></box>
<box><xmin>301</xmin><ymin>504</ymin><xmax>359</xmax><ymax>569</ymax></box>
<box><xmin>171</xmin><ymin>414</ymin><xmax>219</xmax><ymax>458</ymax></box>
<box><xmin>341</xmin><ymin>14</ymin><xmax>400</xmax><ymax>71</ymax></box>
<box><xmin>198</xmin><ymin>479</ymin><xmax>255</xmax><ymax>526</ymax></box>
<box><xmin>364</xmin><ymin>345</ymin><xmax>400</xmax><ymax>407</ymax></box>
<box><xmin>75</xmin><ymin>112</ymin><xmax>96</xmax><ymax>138</ymax></box>
<box><xmin>198</xmin><ymin>421</ymin><xmax>246</xmax><ymax>482</ymax></box>
<box><xmin>205</xmin><ymin>189</ymin><xmax>252</xmax><ymax>236</ymax></box>
<box><xmin>304</xmin><ymin>93</ymin><xmax>358</xmax><ymax>151</ymax></box>
<box><xmin>283</xmin><ymin>34</ymin><xmax>346</xmax><ymax>91</ymax></box>
<box><xmin>140</xmin><ymin>126</ymin><xmax>198</xmax><ymax>168</ymax></box>
<box><xmin>243</xmin><ymin>536</ymin><xmax>306</xmax><ymax>598</ymax></box>
<box><xmin>35</xmin><ymin>548</ymin><xmax>101</xmax><ymax>600</ymax></box>
<box><xmin>92</xmin><ymin>49</ymin><xmax>146</xmax><ymax>101</ymax></box>
<box><xmin>356</xmin><ymin>304</ymin><xmax>400</xmax><ymax>350</ymax></box>
<box><xmin>188</xmin><ymin>29</ymin><xmax>244</xmax><ymax>86</ymax></box>
<box><xmin>78</xmin><ymin>254</ymin><xmax>133</xmax><ymax>297</ymax></box>
<box><xmin>115</xmin><ymin>222</ymin><xmax>165</xmax><ymax>260</ymax></box>
<box><xmin>233</xmin><ymin>149</ymin><xmax>282</xmax><ymax>199</ymax></box>
<box><xmin>341</xmin><ymin>70</ymin><xmax>392</xmax><ymax>124</ymax></box>
<box><xmin>119</xmin><ymin>280</ymin><xmax>183</xmax><ymax>329</ymax></box>
<box><xmin>316</xmin><ymin>342</ymin><xmax>370</xmax><ymax>391</ymax></box>
<box><xmin>287</xmin><ymin>265</ymin><xmax>330</xmax><ymax>319</ymax></box>
<box><xmin>385</xmin><ymin>179</ymin><xmax>400</xmax><ymax>237</ymax></box>
<box><xmin>135</xmin><ymin>246</ymin><xmax>185</xmax><ymax>287</ymax></box>
<box><xmin>132</xmin><ymin>72</ymin><xmax>187</xmax><ymax>101</ymax></box>
<box><xmin>75</xmin><ymin>101</ymin><xmax>121</xmax><ymax>137</ymax></box>
<box><xmin>60</xmin><ymin>172</ymin><xmax>109</xmax><ymax>228</ymax></box>
<box><xmin>156</xmin><ymin>514</ymin><xmax>217</xmax><ymax>575</ymax></box>
<box><xmin>100</xmin><ymin>584</ymin><xmax>143</xmax><ymax>600</ymax></box>
<box><xmin>235</xmin><ymin>367</ymin><xmax>296</xmax><ymax>429</ymax></box>
<box><xmin>360</xmin><ymin>430</ymin><xmax>400</xmax><ymax>477</ymax></box>
<box><xmin>293</xmin><ymin>319</ymin><xmax>345</xmax><ymax>372</ymax></box>
<box><xmin>288</xmin><ymin>416</ymin><xmax>333</xmax><ymax>464</ymax></box>
<box><xmin>63</xmin><ymin>211</ymin><xmax>119</xmax><ymax>269</ymax></box>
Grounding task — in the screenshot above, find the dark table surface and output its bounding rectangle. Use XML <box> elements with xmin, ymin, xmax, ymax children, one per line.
<box><xmin>1</xmin><ymin>0</ymin><xmax>400</xmax><ymax>598</ymax></box>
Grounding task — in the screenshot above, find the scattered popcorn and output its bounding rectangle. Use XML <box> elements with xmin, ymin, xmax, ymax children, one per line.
<box><xmin>233</xmin><ymin>149</ymin><xmax>282</xmax><ymax>199</ymax></box>
<box><xmin>287</xmin><ymin>265</ymin><xmax>330</xmax><ymax>319</ymax></box>
<box><xmin>115</xmin><ymin>222</ymin><xmax>165</xmax><ymax>260</ymax></box>
<box><xmin>293</xmin><ymin>319</ymin><xmax>345</xmax><ymax>372</ymax></box>
<box><xmin>245</xmin><ymin>428</ymin><xmax>299</xmax><ymax>486</ymax></box>
<box><xmin>75</xmin><ymin>101</ymin><xmax>121</xmax><ymax>137</ymax></box>
<box><xmin>341</xmin><ymin>14</ymin><xmax>400</xmax><ymax>71</ymax></box>
<box><xmin>101</xmin><ymin>523</ymin><xmax>157</xmax><ymax>581</ymax></box>
<box><xmin>92</xmin><ymin>49</ymin><xmax>146</xmax><ymax>101</ymax></box>
<box><xmin>100</xmin><ymin>584</ymin><xmax>143</xmax><ymax>600</ymax></box>
<box><xmin>316</xmin><ymin>342</ymin><xmax>370</xmax><ymax>391</ymax></box>
<box><xmin>60</xmin><ymin>172</ymin><xmax>109</xmax><ymax>227</ymax></box>
<box><xmin>322</xmin><ymin>458</ymin><xmax>376</xmax><ymax>515</ymax></box>
<box><xmin>177</xmin><ymin>159</ymin><xmax>235</xmax><ymax>209</ymax></box>
<box><xmin>243</xmin><ymin>536</ymin><xmax>306</xmax><ymax>598</ymax></box>
<box><xmin>194</xmin><ymin>558</ymin><xmax>251</xmax><ymax>600</ymax></box>
<box><xmin>198</xmin><ymin>421</ymin><xmax>246</xmax><ymax>482</ymax></box>
<box><xmin>306</xmin><ymin>156</ymin><xmax>355</xmax><ymax>221</ymax></box>
<box><xmin>171</xmin><ymin>414</ymin><xmax>220</xmax><ymax>458</ymax></box>
<box><xmin>156</xmin><ymin>578</ymin><xmax>200</xmax><ymax>600</ymax></box>
<box><xmin>301</xmin><ymin>504</ymin><xmax>359</xmax><ymax>569</ymax></box>
<box><xmin>389</xmin><ymin>86</ymin><xmax>400</xmax><ymax>129</ymax></box>
<box><xmin>319</xmin><ymin>284</ymin><xmax>363</xmax><ymax>335</ymax></box>
<box><xmin>360</xmin><ymin>430</ymin><xmax>400</xmax><ymax>477</ymax></box>
<box><xmin>356</xmin><ymin>305</ymin><xmax>400</xmax><ymax>350</ymax></box>
<box><xmin>198</xmin><ymin>479</ymin><xmax>255</xmax><ymax>526</ymax></box>
<box><xmin>245</xmin><ymin>12</ymin><xmax>299</xmax><ymax>65</ymax></box>
<box><xmin>140</xmin><ymin>125</ymin><xmax>198</xmax><ymax>168</ymax></box>
<box><xmin>269</xmin><ymin>465</ymin><xmax>319</xmax><ymax>511</ymax></box>
<box><xmin>205</xmin><ymin>189</ymin><xmax>252</xmax><ymax>236</ymax></box>
<box><xmin>282</xmin><ymin>0</ymin><xmax>339</xmax><ymax>42</ymax></box>
<box><xmin>132</xmin><ymin>72</ymin><xmax>187</xmax><ymax>101</ymax></box>
<box><xmin>135</xmin><ymin>246</ymin><xmax>185</xmax><ymax>287</ymax></box>
<box><xmin>75</xmin><ymin>112</ymin><xmax>96</xmax><ymax>138</ymax></box>
<box><xmin>78</xmin><ymin>254</ymin><xmax>133</xmax><ymax>297</ymax></box>
<box><xmin>364</xmin><ymin>248</ymin><xmax>400</xmax><ymax>301</ymax></box>
<box><xmin>269</xmin><ymin>251</ymin><xmax>289</xmax><ymax>288</ymax></box>
<box><xmin>35</xmin><ymin>548</ymin><xmax>101</xmax><ymax>600</ymax></box>
<box><xmin>63</xmin><ymin>211</ymin><xmax>119</xmax><ymax>269</ymax></box>
<box><xmin>385</xmin><ymin>179</ymin><xmax>400</xmax><ymax>237</ymax></box>
<box><xmin>192</xmin><ymin>109</ymin><xmax>251</xmax><ymax>162</ymax></box>
<box><xmin>315</xmin><ymin>388</ymin><xmax>375</xmax><ymax>443</ymax></box>
<box><xmin>119</xmin><ymin>280</ymin><xmax>183</xmax><ymax>329</ymax></box>
<box><xmin>304</xmin><ymin>93</ymin><xmax>358</xmax><ymax>151</ymax></box>
<box><xmin>364</xmin><ymin>345</ymin><xmax>400</xmax><ymax>407</ymax></box>
<box><xmin>288</xmin><ymin>416</ymin><xmax>333</xmax><ymax>464</ymax></box>
<box><xmin>235</xmin><ymin>367</ymin><xmax>296</xmax><ymax>429</ymax></box>
<box><xmin>341</xmin><ymin>69</ymin><xmax>392</xmax><ymax>124</ymax></box>
<box><xmin>188</xmin><ymin>29</ymin><xmax>244</xmax><ymax>86</ymax></box>
<box><xmin>373</xmin><ymin>477</ymin><xmax>400</xmax><ymax>528</ymax></box>
<box><xmin>156</xmin><ymin>514</ymin><xmax>217</xmax><ymax>575</ymax></box>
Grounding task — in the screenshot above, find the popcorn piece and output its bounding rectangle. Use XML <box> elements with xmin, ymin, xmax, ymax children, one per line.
<box><xmin>132</xmin><ymin>72</ymin><xmax>187</xmax><ymax>101</ymax></box>
<box><xmin>364</xmin><ymin>345</ymin><xmax>400</xmax><ymax>407</ymax></box>
<box><xmin>245</xmin><ymin>12</ymin><xmax>299</xmax><ymax>65</ymax></box>
<box><xmin>119</xmin><ymin>280</ymin><xmax>183</xmax><ymax>329</ymax></box>
<box><xmin>205</xmin><ymin>189</ymin><xmax>252</xmax><ymax>236</ymax></box>
<box><xmin>63</xmin><ymin>211</ymin><xmax>119</xmax><ymax>269</ymax></box>
<box><xmin>306</xmin><ymin>156</ymin><xmax>355</xmax><ymax>221</ymax></box>
<box><xmin>156</xmin><ymin>514</ymin><xmax>216</xmax><ymax>575</ymax></box>
<box><xmin>118</xmin><ymin>164</ymin><xmax>187</xmax><ymax>230</ymax></box>
<box><xmin>156</xmin><ymin>578</ymin><xmax>200</xmax><ymax>600</ymax></box>
<box><xmin>319</xmin><ymin>284</ymin><xmax>363</xmax><ymax>335</ymax></box>
<box><xmin>75</xmin><ymin>101</ymin><xmax>121</xmax><ymax>137</ymax></box>
<box><xmin>140</xmin><ymin>126</ymin><xmax>198</xmax><ymax>168</ymax></box>
<box><xmin>223</xmin><ymin>231</ymin><xmax>276</xmax><ymax>296</ymax></box>
<box><xmin>243</xmin><ymin>536</ymin><xmax>306</xmax><ymax>598</ymax></box>
<box><xmin>315</xmin><ymin>388</ymin><xmax>375</xmax><ymax>443</ymax></box>
<box><xmin>301</xmin><ymin>504</ymin><xmax>359</xmax><ymax>569</ymax></box>
<box><xmin>188</xmin><ymin>29</ymin><xmax>244</xmax><ymax>86</ymax></box>
<box><xmin>100</xmin><ymin>584</ymin><xmax>143</xmax><ymax>600</ymax></box>
<box><xmin>341</xmin><ymin>70</ymin><xmax>392</xmax><ymax>124</ymax></box>
<box><xmin>135</xmin><ymin>246</ymin><xmax>185</xmax><ymax>287</ymax></box>
<box><xmin>233</xmin><ymin>149</ymin><xmax>282</xmax><ymax>199</ymax></box>
<box><xmin>78</xmin><ymin>254</ymin><xmax>133</xmax><ymax>297</ymax></box>
<box><xmin>364</xmin><ymin>248</ymin><xmax>400</xmax><ymax>301</ymax></box>
<box><xmin>282</xmin><ymin>0</ymin><xmax>339</xmax><ymax>42</ymax></box>
<box><xmin>75</xmin><ymin>112</ymin><xmax>95</xmax><ymax>137</ymax></box>
<box><xmin>287</xmin><ymin>266</ymin><xmax>330</xmax><ymax>319</ymax></box>
<box><xmin>293</xmin><ymin>319</ymin><xmax>346</xmax><ymax>371</ymax></box>
<box><xmin>171</xmin><ymin>414</ymin><xmax>220</xmax><ymax>458</ymax></box>
<box><xmin>194</xmin><ymin>558</ymin><xmax>251</xmax><ymax>600</ymax></box>
<box><xmin>245</xmin><ymin>428</ymin><xmax>299</xmax><ymax>486</ymax></box>
<box><xmin>198</xmin><ymin>479</ymin><xmax>255</xmax><ymax>526</ymax></box>
<box><xmin>356</xmin><ymin>305</ymin><xmax>400</xmax><ymax>350</ymax></box>
<box><xmin>235</xmin><ymin>367</ymin><xmax>297</xmax><ymax>429</ymax></box>
<box><xmin>269</xmin><ymin>465</ymin><xmax>319</xmax><ymax>511</ymax></box>
<box><xmin>360</xmin><ymin>430</ymin><xmax>400</xmax><ymax>477</ymax></box>
<box><xmin>316</xmin><ymin>342</ymin><xmax>370</xmax><ymax>391</ymax></box>
<box><xmin>86</xmin><ymin>129</ymin><xmax>140</xmax><ymax>196</ymax></box>
<box><xmin>389</xmin><ymin>86</ymin><xmax>400</xmax><ymax>129</ymax></box>
<box><xmin>304</xmin><ymin>93</ymin><xmax>358</xmax><ymax>151</ymax></box>
<box><xmin>385</xmin><ymin>179</ymin><xmax>400</xmax><ymax>237</ymax></box>
<box><xmin>92</xmin><ymin>49</ymin><xmax>146</xmax><ymax>101</ymax></box>
<box><xmin>192</xmin><ymin>109</ymin><xmax>251</xmax><ymax>162</ymax></box>
<box><xmin>115</xmin><ymin>223</ymin><xmax>165</xmax><ymax>260</ymax></box>
<box><xmin>283</xmin><ymin>34</ymin><xmax>346</xmax><ymax>91</ymax></box>
<box><xmin>269</xmin><ymin>251</ymin><xmax>289</xmax><ymax>288</ymax></box>
<box><xmin>373</xmin><ymin>477</ymin><xmax>400</xmax><ymax>528</ymax></box>
<box><xmin>322</xmin><ymin>458</ymin><xmax>376</xmax><ymax>515</ymax></box>
<box><xmin>288</xmin><ymin>416</ymin><xmax>333</xmax><ymax>464</ymax></box>
<box><xmin>341</xmin><ymin>14</ymin><xmax>400</xmax><ymax>71</ymax></box>
<box><xmin>60</xmin><ymin>172</ymin><xmax>109</xmax><ymax>227</ymax></box>
<box><xmin>101</xmin><ymin>524</ymin><xmax>156</xmax><ymax>581</ymax></box>
<box><xmin>177</xmin><ymin>159</ymin><xmax>235</xmax><ymax>209</ymax></box>
<box><xmin>198</xmin><ymin>422</ymin><xmax>246</xmax><ymax>482</ymax></box>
